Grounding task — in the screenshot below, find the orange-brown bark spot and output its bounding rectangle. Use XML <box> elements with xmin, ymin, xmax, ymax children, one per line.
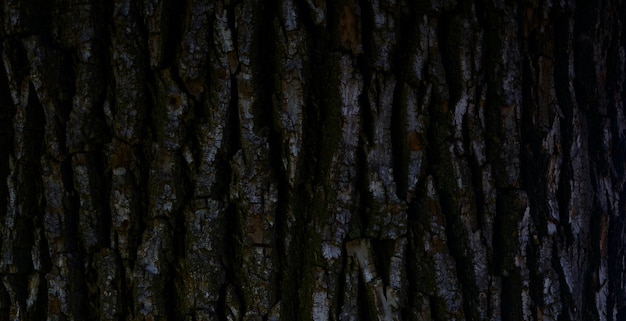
<box><xmin>339</xmin><ymin>5</ymin><xmax>362</xmax><ymax>54</ymax></box>
<box><xmin>314</xmin><ymin>0</ymin><xmax>326</xmax><ymax>11</ymax></box>
<box><xmin>72</xmin><ymin>152</ymin><xmax>87</xmax><ymax>165</ymax></box>
<box><xmin>111</xmin><ymin>143</ymin><xmax>132</xmax><ymax>168</ymax></box>
<box><xmin>247</xmin><ymin>214</ymin><xmax>265</xmax><ymax>244</ymax></box>
<box><xmin>49</xmin><ymin>297</ymin><xmax>61</xmax><ymax>314</ymax></box>
<box><xmin>428</xmin><ymin>234</ymin><xmax>447</xmax><ymax>254</ymax></box>
<box><xmin>238</xmin><ymin>81</ymin><xmax>254</xmax><ymax>97</ymax></box>
<box><xmin>185</xmin><ymin>79</ymin><xmax>204</xmax><ymax>96</ymax></box>
<box><xmin>600</xmin><ymin>214</ymin><xmax>608</xmax><ymax>257</ymax></box>
<box><xmin>47</xmin><ymin>207</ymin><xmax>64</xmax><ymax>216</ymax></box>
<box><xmin>389</xmin><ymin>202</ymin><xmax>406</xmax><ymax>215</ymax></box>
<box><xmin>440</xmin><ymin>101</ymin><xmax>449</xmax><ymax>113</ymax></box>
<box><xmin>408</xmin><ymin>131</ymin><xmax>425</xmax><ymax>151</ymax></box>
<box><xmin>227</xmin><ymin>51</ymin><xmax>239</xmax><ymax>75</ymax></box>
<box><xmin>536</xmin><ymin>307</ymin><xmax>543</xmax><ymax>320</ymax></box>
<box><xmin>168</xmin><ymin>95</ymin><xmax>182</xmax><ymax>107</ymax></box>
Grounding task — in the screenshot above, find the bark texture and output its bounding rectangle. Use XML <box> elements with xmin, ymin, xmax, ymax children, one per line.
<box><xmin>1</xmin><ymin>0</ymin><xmax>625</xmax><ymax>320</ymax></box>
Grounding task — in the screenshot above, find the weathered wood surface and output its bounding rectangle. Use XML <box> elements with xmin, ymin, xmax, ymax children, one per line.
<box><xmin>0</xmin><ymin>1</ymin><xmax>625</xmax><ymax>320</ymax></box>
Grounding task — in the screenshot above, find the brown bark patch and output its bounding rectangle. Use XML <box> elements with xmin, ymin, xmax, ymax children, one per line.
<box><xmin>408</xmin><ymin>131</ymin><xmax>425</xmax><ymax>151</ymax></box>
<box><xmin>600</xmin><ymin>214</ymin><xmax>607</xmax><ymax>257</ymax></box>
<box><xmin>185</xmin><ymin>79</ymin><xmax>204</xmax><ymax>96</ymax></box>
<box><xmin>110</xmin><ymin>142</ymin><xmax>132</xmax><ymax>168</ymax></box>
<box><xmin>314</xmin><ymin>0</ymin><xmax>326</xmax><ymax>11</ymax></box>
<box><xmin>247</xmin><ymin>214</ymin><xmax>265</xmax><ymax>244</ymax></box>
<box><xmin>339</xmin><ymin>5</ymin><xmax>362</xmax><ymax>54</ymax></box>
<box><xmin>440</xmin><ymin>101</ymin><xmax>449</xmax><ymax>113</ymax></box>
<box><xmin>48</xmin><ymin>297</ymin><xmax>61</xmax><ymax>314</ymax></box>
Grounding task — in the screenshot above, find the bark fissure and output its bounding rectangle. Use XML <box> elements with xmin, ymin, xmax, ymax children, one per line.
<box><xmin>1</xmin><ymin>1</ymin><xmax>625</xmax><ymax>321</ymax></box>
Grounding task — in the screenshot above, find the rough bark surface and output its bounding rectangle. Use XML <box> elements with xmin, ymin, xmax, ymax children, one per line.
<box><xmin>0</xmin><ymin>1</ymin><xmax>625</xmax><ymax>320</ymax></box>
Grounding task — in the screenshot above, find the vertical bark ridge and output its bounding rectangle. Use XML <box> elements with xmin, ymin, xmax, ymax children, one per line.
<box><xmin>229</xmin><ymin>1</ymin><xmax>282</xmax><ymax>320</ymax></box>
<box><xmin>272</xmin><ymin>1</ymin><xmax>310</xmax><ymax>320</ymax></box>
<box><xmin>0</xmin><ymin>1</ymin><xmax>624</xmax><ymax>321</ymax></box>
<box><xmin>175</xmin><ymin>2</ymin><xmax>232</xmax><ymax>320</ymax></box>
<box><xmin>607</xmin><ymin>3</ymin><xmax>626</xmax><ymax>320</ymax></box>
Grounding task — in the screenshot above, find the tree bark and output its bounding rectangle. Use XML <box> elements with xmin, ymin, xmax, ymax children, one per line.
<box><xmin>1</xmin><ymin>0</ymin><xmax>625</xmax><ymax>320</ymax></box>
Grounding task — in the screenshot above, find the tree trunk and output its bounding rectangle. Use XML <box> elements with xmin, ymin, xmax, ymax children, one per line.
<box><xmin>1</xmin><ymin>0</ymin><xmax>625</xmax><ymax>320</ymax></box>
